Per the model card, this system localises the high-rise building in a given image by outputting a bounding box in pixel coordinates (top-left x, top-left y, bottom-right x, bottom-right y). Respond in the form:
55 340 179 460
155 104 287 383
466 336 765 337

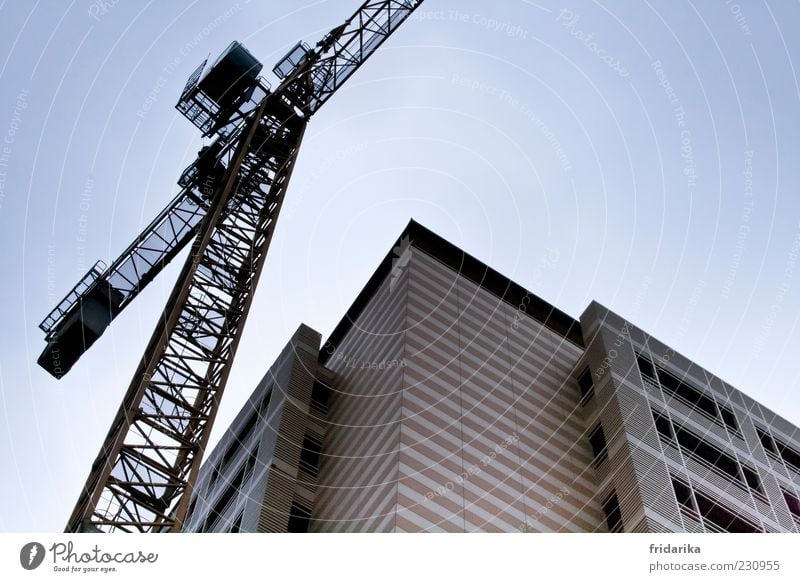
185 220 800 533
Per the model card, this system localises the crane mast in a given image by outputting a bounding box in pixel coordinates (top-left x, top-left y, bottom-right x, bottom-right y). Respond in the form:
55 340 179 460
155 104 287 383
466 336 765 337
58 0 424 533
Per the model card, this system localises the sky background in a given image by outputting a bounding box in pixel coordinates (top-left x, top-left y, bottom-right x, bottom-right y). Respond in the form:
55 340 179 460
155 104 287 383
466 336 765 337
1 0 799 532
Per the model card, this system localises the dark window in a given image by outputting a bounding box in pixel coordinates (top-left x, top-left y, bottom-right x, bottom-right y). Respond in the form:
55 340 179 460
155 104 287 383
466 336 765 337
235 406 260 445
602 493 623 532
657 368 719 419
299 433 323 476
652 410 674 441
202 463 247 532
577 368 595 404
674 424 741 485
776 440 800 472
310 380 330 414
287 502 312 533
187 495 199 522
229 512 244 533
210 402 263 488
244 446 259 478
757 428 777 455
720 407 740 434
783 489 800 521
636 354 657 381
694 490 761 533
589 424 608 466
259 389 272 415
671 476 696 515
741 465 763 495
208 465 221 489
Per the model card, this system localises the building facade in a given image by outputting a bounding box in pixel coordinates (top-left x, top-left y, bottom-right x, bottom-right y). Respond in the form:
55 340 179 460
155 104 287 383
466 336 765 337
186 220 800 533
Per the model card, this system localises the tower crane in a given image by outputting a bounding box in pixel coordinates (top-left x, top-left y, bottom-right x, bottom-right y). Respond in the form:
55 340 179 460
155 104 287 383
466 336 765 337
38 0 425 533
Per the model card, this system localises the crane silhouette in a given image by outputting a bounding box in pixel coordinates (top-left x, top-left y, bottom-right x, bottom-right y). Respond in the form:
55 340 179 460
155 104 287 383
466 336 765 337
37 0 426 533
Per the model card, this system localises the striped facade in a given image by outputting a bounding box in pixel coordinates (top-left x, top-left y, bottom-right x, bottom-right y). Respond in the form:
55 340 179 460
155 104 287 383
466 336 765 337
312 237 603 532
185 325 329 533
186 220 800 533
579 304 800 533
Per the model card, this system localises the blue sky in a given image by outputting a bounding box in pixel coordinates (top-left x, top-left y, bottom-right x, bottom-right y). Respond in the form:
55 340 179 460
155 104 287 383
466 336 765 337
1 0 799 532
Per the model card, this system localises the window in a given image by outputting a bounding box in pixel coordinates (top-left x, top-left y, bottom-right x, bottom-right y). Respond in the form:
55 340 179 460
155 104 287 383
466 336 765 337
776 439 800 472
759 427 800 473
719 407 740 435
671 476 697 516
187 495 199 522
589 424 608 466
229 512 244 533
741 465 763 496
671 423 763 497
244 446 259 478
310 380 330 415
602 492 623 532
652 410 674 442
782 489 800 523
657 368 719 419
202 463 247 532
259 389 272 415
674 424 740 482
210 402 263 488
577 368 595 404
694 490 761 533
287 501 312 533
637 354 657 381
299 433 323 476
757 427 778 455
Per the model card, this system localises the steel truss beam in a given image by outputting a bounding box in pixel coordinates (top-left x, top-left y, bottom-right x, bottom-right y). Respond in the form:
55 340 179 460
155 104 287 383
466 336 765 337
63 0 425 533
66 95 307 532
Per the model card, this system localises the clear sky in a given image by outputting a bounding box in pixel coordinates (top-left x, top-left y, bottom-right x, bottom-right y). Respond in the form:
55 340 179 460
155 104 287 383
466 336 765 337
1 0 799 532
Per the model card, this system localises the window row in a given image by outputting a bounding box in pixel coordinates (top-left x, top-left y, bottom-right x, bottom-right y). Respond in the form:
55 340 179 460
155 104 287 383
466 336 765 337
200 445 259 532
653 409 764 498
299 432 323 477
670 475 761 533
756 426 800 475
602 492 623 532
637 353 741 438
208 389 272 489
